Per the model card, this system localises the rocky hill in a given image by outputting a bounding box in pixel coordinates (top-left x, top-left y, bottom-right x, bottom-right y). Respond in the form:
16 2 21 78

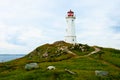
24 41 94 62
0 41 120 80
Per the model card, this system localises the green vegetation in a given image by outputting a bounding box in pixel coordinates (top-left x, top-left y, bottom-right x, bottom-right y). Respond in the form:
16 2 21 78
0 41 120 80
91 47 120 67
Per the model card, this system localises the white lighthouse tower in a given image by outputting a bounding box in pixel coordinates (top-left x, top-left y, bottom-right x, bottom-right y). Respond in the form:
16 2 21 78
65 10 77 44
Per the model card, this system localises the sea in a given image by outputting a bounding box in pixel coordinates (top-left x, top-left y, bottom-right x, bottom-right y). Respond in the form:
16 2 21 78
0 54 26 62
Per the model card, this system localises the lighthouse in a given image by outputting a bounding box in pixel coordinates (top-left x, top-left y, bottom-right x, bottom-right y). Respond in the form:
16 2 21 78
65 10 77 44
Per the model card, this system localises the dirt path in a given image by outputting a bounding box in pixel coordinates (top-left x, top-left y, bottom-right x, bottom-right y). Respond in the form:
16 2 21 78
66 49 77 56
84 47 100 57
74 47 100 58
70 46 120 70
74 47 120 70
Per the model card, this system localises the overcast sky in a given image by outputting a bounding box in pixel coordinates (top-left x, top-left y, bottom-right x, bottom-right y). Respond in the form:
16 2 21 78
0 0 120 54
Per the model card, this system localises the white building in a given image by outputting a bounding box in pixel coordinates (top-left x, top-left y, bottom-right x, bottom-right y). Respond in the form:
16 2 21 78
65 10 77 44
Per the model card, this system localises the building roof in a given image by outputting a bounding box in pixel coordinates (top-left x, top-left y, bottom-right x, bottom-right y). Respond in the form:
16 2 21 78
67 10 74 13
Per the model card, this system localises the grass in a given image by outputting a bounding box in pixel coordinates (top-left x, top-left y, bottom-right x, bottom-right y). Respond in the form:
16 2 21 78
0 56 120 80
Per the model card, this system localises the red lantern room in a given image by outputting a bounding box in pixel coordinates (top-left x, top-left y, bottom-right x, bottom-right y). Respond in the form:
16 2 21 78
67 10 74 17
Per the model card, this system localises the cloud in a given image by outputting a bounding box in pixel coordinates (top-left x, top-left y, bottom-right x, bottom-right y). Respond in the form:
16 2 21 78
74 0 120 49
0 23 45 54
0 0 120 54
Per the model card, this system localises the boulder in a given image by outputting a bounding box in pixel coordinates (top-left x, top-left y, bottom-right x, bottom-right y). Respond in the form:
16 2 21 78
25 63 39 70
47 66 55 70
65 69 76 75
42 52 48 58
95 70 109 76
